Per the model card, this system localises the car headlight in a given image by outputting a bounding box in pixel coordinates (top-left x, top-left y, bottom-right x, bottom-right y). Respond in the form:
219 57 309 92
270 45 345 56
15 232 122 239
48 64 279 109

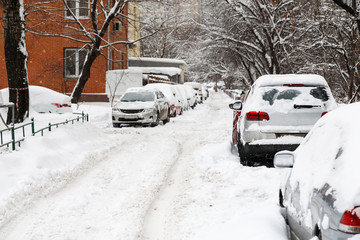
112 108 121 112
143 108 154 113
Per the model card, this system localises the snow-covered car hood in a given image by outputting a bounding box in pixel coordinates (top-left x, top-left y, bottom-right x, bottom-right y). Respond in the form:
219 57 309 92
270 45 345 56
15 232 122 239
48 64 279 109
113 101 155 110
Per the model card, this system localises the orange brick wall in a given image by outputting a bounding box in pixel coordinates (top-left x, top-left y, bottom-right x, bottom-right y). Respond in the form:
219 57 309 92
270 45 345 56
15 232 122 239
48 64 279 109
0 1 128 97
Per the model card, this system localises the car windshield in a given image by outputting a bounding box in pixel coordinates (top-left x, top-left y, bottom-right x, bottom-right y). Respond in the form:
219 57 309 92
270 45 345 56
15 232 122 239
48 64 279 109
261 85 329 106
121 92 155 102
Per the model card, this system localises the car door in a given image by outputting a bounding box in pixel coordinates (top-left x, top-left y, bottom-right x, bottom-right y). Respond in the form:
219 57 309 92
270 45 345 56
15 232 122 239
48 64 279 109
284 174 314 240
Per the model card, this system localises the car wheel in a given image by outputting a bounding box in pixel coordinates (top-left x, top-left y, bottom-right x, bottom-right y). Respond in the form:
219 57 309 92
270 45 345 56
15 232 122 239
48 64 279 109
314 226 322 240
163 109 170 124
279 190 284 208
151 113 160 127
318 231 322 240
113 123 121 128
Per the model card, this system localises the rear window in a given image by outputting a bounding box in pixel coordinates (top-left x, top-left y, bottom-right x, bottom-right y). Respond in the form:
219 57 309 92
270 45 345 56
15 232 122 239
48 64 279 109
261 85 330 106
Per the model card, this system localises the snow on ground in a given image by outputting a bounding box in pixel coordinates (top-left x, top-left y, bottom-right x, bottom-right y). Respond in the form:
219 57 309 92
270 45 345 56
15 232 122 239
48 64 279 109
0 90 288 239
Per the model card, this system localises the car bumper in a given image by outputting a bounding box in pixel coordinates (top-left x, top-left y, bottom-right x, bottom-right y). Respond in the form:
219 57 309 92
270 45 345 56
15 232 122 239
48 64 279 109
112 111 156 125
243 143 299 160
323 227 360 240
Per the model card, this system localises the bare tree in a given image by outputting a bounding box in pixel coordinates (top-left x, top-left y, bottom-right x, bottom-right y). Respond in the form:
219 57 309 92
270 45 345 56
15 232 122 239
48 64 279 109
332 0 360 33
1 0 30 123
25 0 141 103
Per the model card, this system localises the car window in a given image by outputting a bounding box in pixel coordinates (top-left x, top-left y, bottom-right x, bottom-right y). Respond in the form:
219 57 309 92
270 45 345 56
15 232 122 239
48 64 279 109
310 86 329 101
121 92 155 102
157 91 165 99
261 86 329 106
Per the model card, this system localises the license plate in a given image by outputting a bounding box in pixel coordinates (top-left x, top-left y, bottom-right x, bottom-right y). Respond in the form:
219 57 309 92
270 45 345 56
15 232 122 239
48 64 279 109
124 115 138 119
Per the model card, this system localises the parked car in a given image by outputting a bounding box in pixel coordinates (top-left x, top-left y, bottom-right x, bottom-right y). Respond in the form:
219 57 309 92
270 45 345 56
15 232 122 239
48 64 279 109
229 74 337 166
182 84 197 109
175 85 190 111
0 85 72 114
112 87 170 127
171 85 185 114
184 82 203 104
274 102 360 240
144 83 182 117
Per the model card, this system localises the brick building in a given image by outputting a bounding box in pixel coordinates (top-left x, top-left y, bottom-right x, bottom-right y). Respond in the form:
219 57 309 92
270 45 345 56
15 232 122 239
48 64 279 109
0 1 129 102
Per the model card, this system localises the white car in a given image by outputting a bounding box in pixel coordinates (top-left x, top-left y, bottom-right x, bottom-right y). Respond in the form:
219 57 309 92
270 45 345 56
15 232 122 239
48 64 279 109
230 74 337 166
0 85 72 114
112 87 170 127
144 83 182 117
274 102 360 239
184 82 203 104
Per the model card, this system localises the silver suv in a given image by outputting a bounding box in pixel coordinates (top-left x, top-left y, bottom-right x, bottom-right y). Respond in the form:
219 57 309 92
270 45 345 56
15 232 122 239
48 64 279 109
230 74 337 166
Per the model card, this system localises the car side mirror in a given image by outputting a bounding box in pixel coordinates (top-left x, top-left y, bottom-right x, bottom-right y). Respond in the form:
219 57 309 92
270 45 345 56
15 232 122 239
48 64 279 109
229 101 242 110
274 151 294 168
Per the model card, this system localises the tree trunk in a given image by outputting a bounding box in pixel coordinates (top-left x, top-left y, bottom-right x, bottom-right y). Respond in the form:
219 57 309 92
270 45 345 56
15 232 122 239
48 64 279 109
70 48 100 103
2 0 29 124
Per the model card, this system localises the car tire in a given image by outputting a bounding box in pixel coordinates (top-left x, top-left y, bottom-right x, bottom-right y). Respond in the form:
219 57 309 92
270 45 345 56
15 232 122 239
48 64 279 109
163 109 170 124
113 123 121 128
279 190 284 208
151 113 160 127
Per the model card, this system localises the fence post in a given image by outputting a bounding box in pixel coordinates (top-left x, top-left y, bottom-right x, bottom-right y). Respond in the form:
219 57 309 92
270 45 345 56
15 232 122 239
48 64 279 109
31 118 35 135
11 124 15 151
48 123 52 132
82 112 84 123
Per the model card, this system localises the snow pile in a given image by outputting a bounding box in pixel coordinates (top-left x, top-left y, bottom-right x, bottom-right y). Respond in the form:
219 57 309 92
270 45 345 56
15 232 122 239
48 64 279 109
0 123 119 227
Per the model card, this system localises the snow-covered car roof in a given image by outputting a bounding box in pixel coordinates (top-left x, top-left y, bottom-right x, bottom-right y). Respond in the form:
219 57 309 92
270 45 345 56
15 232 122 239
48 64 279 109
125 87 154 93
255 74 329 88
0 86 72 114
144 83 177 105
289 102 360 212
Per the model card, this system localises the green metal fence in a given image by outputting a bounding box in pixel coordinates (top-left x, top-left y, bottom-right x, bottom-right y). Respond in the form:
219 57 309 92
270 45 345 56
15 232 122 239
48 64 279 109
0 112 89 151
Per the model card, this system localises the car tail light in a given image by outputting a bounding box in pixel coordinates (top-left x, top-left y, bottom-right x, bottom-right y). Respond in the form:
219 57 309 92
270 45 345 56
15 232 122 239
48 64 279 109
51 103 62 108
246 111 269 121
321 112 328 117
339 207 360 233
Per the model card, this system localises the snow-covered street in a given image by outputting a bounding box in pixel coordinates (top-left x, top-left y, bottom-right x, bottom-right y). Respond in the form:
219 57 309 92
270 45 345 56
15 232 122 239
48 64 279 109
0 91 288 239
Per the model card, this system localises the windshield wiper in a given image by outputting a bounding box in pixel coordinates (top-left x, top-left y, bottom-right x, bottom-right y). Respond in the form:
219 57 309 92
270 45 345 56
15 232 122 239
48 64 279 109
294 104 321 109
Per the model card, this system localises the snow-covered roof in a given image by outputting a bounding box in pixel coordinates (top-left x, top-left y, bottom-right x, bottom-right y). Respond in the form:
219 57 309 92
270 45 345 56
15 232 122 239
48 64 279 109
128 57 186 65
129 67 182 77
255 74 328 88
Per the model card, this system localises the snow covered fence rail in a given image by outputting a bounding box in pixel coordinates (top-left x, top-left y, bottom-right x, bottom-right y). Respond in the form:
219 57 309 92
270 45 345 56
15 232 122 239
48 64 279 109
0 112 89 151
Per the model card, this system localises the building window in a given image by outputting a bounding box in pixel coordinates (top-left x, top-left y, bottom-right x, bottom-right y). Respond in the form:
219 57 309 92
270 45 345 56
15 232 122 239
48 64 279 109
113 22 122 32
65 0 89 19
109 50 123 70
64 48 87 78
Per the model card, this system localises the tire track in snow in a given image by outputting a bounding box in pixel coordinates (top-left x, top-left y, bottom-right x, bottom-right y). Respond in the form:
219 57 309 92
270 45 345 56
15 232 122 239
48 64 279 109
140 93 233 240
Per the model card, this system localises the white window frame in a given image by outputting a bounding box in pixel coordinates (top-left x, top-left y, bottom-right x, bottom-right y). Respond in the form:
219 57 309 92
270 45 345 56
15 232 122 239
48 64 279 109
64 48 88 78
65 0 90 19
